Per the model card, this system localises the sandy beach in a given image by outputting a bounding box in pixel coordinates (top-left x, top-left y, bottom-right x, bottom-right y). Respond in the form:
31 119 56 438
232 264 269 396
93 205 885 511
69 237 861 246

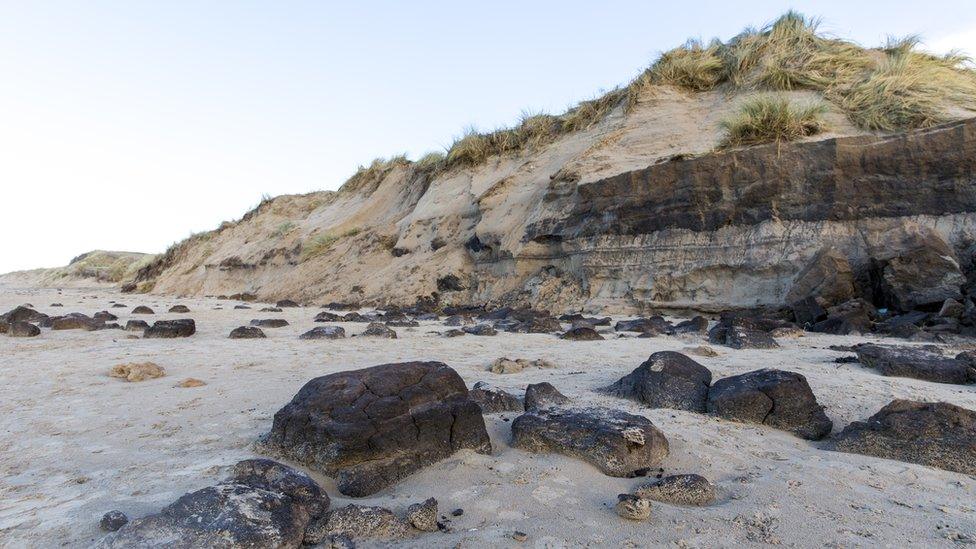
1 286 974 547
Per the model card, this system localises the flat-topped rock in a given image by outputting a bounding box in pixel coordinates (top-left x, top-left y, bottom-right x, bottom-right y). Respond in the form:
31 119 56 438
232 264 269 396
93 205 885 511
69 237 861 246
707 369 832 440
299 326 346 340
603 352 712 412
829 400 976 475
263 361 491 497
143 319 196 338
251 318 289 328
230 326 266 339
469 382 522 413
511 406 669 477
853 343 974 384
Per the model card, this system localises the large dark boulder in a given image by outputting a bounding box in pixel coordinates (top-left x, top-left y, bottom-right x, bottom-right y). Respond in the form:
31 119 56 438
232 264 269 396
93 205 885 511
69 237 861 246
524 382 569 411
1 306 49 325
51 314 103 331
602 352 712 412
511 407 669 477
615 317 673 334
829 400 976 475
94 459 327 548
880 232 966 312
853 344 974 384
263 361 491 497
560 326 603 340
144 319 196 338
809 298 878 335
707 369 832 440
673 316 709 335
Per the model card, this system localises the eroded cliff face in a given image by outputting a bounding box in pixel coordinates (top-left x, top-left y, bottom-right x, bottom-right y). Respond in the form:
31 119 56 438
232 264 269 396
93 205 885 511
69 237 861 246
140 99 976 314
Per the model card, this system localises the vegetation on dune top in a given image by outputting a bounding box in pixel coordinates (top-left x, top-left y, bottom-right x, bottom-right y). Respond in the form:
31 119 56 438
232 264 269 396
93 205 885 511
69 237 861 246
720 94 827 148
332 11 974 184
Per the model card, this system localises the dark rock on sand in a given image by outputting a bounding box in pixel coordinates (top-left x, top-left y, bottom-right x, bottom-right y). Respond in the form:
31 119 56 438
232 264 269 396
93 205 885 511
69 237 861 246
511 406 669 476
230 326 266 339
673 316 709 334
299 326 346 340
406 497 438 532
880 232 966 312
95 459 327 548
463 323 497 336
314 311 343 322
143 319 196 338
469 382 522 413
853 344 974 384
1 305 49 324
707 369 832 440
524 382 569 411
99 510 128 532
829 400 976 475
251 318 289 328
277 299 300 308
168 305 191 313
304 504 408 544
125 320 149 332
93 311 118 322
560 326 604 341
263 361 491 497
603 352 712 412
8 321 40 337
51 314 102 331
362 322 397 338
634 474 716 506
131 306 154 314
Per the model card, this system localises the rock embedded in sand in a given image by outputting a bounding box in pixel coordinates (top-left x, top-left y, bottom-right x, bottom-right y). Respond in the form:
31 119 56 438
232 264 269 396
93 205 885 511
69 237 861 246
673 315 709 334
176 378 206 388
615 494 651 521
94 459 327 548
314 311 342 322
131 306 154 315
99 510 128 532
406 497 438 532
51 314 102 331
276 299 300 308
853 343 974 385
263 361 491 497
511 407 669 477
442 328 465 337
829 400 976 475
463 323 497 336
1 305 49 324
469 382 522 413
229 326 266 339
93 311 118 322
603 351 712 412
143 319 196 338
299 326 346 340
260 306 283 312
7 321 40 337
109 362 165 382
361 321 397 338
489 357 556 374
124 320 149 332
560 326 603 340
707 369 832 440
305 504 408 543
634 474 716 506
524 382 569 411
168 305 190 313
250 318 289 328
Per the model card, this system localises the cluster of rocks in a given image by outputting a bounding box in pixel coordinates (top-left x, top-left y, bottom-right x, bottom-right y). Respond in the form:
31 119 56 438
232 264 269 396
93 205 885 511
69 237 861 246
0 304 195 339
603 352 832 440
785 234 976 341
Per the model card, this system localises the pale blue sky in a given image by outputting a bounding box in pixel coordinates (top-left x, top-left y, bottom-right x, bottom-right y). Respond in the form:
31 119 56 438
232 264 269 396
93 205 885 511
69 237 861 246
2 1 975 273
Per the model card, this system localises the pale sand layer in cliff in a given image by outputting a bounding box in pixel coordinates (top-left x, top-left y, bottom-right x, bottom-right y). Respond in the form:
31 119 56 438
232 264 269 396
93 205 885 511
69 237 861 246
1 287 974 547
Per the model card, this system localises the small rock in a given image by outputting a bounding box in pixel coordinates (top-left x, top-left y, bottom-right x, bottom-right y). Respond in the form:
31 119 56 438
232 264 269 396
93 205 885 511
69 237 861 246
615 494 651 521
125 320 149 332
305 505 408 543
512 531 528 542
560 326 604 341
299 326 346 340
99 510 128 532
524 382 569 411
463 323 497 336
144 319 196 338
276 299 300 308
109 362 165 382
8 321 40 337
250 318 289 328
362 322 397 338
469 382 522 413
451 508 463 517
168 305 190 313
406 497 438 532
176 378 206 388
230 326 266 339
442 329 466 337
131 306 154 315
634 474 716 506
684 345 719 357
